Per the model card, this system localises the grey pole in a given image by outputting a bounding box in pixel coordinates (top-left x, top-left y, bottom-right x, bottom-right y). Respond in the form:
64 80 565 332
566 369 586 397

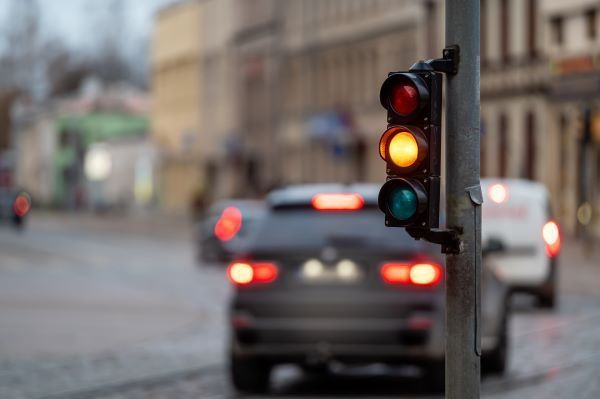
444 0 481 398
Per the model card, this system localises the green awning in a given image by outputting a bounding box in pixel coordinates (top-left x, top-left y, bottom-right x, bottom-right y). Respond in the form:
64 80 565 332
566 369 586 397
56 113 148 146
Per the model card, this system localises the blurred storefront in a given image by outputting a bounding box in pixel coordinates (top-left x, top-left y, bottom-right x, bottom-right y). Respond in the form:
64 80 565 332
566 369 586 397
13 78 153 210
54 113 150 210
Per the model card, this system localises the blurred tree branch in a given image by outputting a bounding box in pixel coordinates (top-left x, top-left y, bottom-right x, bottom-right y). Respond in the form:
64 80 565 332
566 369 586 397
0 0 147 100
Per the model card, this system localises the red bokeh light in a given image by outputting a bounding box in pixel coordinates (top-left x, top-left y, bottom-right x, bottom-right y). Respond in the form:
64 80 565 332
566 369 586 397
542 220 561 257
13 194 31 217
214 206 242 241
311 193 364 211
381 262 442 286
227 262 278 286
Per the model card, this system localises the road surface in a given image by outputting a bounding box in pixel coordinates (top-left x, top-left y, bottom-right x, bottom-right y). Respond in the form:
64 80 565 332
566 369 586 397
0 213 599 398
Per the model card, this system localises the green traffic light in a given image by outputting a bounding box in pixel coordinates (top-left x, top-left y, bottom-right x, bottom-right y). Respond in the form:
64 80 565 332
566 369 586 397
388 185 418 220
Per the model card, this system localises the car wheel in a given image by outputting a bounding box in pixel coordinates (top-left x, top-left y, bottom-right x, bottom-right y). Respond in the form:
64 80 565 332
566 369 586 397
423 361 445 393
538 290 555 309
229 353 271 394
538 260 557 309
301 363 330 376
483 309 508 375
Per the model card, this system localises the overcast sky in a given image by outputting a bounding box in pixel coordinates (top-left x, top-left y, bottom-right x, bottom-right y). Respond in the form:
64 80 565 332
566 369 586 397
0 0 176 50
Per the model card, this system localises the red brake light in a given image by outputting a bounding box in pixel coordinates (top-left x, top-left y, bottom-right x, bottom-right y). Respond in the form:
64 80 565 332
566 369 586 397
253 263 278 283
410 263 442 286
542 220 560 257
381 263 411 284
214 206 242 241
390 81 419 116
311 193 364 211
14 193 31 217
228 262 253 285
381 262 442 286
227 262 278 286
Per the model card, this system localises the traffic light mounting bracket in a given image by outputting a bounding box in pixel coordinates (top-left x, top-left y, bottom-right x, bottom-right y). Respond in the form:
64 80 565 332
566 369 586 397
410 45 460 75
406 227 462 254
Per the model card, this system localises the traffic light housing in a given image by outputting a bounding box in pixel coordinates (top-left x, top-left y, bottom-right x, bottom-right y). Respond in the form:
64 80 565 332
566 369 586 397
378 68 442 230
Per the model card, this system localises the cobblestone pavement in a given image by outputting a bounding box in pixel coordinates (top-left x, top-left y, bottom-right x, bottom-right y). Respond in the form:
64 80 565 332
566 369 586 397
1 213 599 398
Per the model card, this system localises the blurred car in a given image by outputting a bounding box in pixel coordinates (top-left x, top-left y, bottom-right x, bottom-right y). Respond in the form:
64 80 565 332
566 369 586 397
482 179 560 308
196 199 266 264
0 188 31 229
226 184 510 393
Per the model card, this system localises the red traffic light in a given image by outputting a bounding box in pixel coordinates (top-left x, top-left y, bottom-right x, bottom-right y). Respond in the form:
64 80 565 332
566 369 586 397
380 73 429 120
390 81 419 116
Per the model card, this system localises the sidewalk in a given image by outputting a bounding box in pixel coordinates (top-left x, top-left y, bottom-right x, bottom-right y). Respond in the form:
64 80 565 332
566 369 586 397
29 210 194 242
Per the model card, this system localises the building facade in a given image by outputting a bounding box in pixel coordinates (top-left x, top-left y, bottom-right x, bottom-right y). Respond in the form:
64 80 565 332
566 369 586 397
151 0 204 212
541 0 600 234
152 0 239 212
276 0 439 186
151 0 599 233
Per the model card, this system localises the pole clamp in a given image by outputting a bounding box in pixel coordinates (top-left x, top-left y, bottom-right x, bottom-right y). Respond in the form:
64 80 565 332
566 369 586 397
406 227 463 254
410 46 460 75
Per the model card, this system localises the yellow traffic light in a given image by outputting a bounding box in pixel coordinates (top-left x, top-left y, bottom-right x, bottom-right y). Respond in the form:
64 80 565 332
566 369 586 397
379 126 428 172
389 131 419 168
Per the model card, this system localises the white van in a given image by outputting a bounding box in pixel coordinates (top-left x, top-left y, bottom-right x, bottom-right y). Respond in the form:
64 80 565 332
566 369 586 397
481 179 560 308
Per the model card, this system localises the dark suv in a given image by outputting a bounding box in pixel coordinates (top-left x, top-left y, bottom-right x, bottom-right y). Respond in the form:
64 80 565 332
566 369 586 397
227 184 508 393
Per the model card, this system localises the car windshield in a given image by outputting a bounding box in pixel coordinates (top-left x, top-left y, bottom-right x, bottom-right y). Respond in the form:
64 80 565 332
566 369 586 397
246 207 432 253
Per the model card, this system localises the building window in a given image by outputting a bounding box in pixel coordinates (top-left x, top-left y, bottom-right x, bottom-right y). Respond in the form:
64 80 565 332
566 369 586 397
500 0 509 63
524 112 536 180
527 0 537 58
559 114 568 189
586 9 597 40
499 113 508 177
551 16 563 45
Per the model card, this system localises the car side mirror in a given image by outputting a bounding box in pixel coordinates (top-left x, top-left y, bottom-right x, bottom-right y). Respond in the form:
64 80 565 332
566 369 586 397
483 237 506 257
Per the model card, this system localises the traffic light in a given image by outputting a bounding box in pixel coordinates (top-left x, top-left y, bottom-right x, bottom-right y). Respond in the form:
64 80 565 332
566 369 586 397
378 68 442 230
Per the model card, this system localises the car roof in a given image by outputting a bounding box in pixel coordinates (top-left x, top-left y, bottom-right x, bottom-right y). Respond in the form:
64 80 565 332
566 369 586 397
481 178 549 203
207 199 265 214
267 183 380 208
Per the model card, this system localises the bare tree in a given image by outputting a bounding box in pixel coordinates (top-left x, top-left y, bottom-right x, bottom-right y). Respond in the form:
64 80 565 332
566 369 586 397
0 0 43 95
84 0 136 85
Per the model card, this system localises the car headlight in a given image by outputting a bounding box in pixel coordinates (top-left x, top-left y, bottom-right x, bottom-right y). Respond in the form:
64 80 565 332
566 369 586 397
336 259 359 281
302 259 324 279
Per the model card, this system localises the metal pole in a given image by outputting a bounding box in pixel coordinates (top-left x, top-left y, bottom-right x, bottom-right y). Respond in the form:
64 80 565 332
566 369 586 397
444 0 481 397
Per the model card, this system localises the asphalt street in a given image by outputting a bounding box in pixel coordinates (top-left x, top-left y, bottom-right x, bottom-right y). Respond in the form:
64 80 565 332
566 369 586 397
0 213 599 399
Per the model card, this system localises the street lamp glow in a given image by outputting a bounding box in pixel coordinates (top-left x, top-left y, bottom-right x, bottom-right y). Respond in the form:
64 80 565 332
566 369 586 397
84 146 112 181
